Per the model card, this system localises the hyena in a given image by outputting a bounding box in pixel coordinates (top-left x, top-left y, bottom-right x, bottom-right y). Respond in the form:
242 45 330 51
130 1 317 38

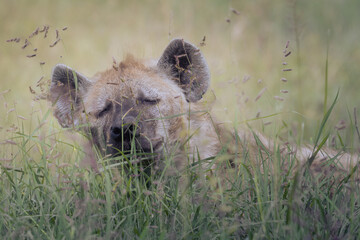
49 39 358 176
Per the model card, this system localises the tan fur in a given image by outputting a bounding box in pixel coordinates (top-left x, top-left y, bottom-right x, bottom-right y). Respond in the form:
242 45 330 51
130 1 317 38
49 39 359 179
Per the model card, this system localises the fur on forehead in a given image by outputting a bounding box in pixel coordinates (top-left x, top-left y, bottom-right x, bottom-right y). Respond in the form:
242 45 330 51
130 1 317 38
118 55 155 75
92 55 157 86
95 55 185 92
84 55 186 108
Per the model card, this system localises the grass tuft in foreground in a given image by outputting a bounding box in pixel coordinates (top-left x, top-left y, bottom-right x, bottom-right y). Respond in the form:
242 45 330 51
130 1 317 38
1 104 360 240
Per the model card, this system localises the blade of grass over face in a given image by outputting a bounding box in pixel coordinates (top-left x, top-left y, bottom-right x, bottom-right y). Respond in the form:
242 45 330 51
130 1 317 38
308 89 339 166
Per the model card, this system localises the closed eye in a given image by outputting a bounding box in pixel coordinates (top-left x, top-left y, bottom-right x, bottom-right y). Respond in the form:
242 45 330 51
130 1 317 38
97 103 112 118
141 98 160 105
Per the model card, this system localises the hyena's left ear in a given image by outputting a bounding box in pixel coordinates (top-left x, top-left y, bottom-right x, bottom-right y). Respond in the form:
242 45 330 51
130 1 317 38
157 39 210 102
49 64 92 128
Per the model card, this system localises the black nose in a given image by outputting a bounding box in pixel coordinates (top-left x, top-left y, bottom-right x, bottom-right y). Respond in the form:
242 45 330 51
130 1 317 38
110 118 141 142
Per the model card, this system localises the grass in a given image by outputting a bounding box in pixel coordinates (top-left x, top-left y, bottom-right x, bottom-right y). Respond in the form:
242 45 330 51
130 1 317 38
1 0 360 239
1 90 360 239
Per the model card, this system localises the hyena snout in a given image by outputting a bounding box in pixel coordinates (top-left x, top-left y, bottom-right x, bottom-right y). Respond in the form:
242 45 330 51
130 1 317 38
110 116 142 143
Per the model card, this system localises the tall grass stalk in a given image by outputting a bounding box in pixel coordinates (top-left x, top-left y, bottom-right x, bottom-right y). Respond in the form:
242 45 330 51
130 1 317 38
1 118 360 238
324 33 330 115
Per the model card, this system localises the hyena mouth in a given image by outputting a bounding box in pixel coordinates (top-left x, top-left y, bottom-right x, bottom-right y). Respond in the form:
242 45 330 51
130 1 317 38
106 126 163 156
107 138 162 155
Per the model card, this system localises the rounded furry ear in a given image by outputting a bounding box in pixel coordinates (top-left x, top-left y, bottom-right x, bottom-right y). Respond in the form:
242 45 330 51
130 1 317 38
157 39 210 102
49 64 91 127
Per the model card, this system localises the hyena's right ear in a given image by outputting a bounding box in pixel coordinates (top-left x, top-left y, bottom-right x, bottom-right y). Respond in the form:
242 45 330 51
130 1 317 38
157 39 210 102
49 64 92 128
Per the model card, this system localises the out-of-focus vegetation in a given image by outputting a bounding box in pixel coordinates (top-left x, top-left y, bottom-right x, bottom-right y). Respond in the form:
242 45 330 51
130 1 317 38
1 0 360 239
1 0 360 142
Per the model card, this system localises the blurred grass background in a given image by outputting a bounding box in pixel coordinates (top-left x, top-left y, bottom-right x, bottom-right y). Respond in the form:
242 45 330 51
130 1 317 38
1 0 360 146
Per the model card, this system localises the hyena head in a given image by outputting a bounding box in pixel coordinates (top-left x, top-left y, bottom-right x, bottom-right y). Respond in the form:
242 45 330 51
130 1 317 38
49 39 210 158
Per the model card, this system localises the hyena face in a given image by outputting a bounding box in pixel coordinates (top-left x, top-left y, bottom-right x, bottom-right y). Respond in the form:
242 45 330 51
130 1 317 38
49 39 210 157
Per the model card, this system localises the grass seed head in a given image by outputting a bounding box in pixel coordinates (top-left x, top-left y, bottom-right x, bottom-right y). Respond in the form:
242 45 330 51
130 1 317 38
242 74 251 83
284 51 292 57
285 40 290 49
255 87 266 101
274 96 284 101
29 27 39 38
231 8 240 15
